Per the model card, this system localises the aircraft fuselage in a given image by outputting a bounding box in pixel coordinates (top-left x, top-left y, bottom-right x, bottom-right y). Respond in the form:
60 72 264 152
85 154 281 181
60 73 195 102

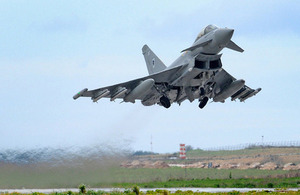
169 26 234 69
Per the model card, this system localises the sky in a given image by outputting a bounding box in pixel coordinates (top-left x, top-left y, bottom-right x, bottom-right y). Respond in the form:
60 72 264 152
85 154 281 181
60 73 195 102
0 0 300 153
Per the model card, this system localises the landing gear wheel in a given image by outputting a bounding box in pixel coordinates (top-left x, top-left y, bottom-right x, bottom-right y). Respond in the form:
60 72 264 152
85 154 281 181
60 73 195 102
199 97 208 109
160 96 171 108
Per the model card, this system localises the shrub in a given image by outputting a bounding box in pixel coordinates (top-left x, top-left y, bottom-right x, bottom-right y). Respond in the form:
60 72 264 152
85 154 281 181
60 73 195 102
87 190 97 195
67 191 73 195
185 190 194 194
267 183 274 188
123 188 132 194
185 145 194 151
163 190 169 195
228 191 240 195
110 192 124 195
132 186 140 195
146 190 155 194
232 183 243 188
95 191 105 195
78 184 86 194
245 183 256 188
146 190 155 195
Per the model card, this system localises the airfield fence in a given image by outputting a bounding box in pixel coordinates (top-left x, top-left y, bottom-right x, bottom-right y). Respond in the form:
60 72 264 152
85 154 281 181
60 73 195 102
202 140 300 151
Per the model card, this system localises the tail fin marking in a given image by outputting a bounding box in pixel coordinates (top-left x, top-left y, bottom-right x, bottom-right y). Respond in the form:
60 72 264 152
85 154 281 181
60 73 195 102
142 45 166 75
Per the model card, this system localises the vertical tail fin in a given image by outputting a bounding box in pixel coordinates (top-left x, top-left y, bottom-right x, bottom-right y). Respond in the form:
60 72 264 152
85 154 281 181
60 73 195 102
142 44 166 75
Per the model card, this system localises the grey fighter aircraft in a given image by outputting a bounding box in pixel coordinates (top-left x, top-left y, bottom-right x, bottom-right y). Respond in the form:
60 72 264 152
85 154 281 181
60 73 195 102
73 24 261 109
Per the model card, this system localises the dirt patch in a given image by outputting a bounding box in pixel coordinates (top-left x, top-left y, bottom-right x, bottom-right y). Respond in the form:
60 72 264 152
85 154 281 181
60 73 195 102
121 160 169 168
125 147 300 170
122 160 300 170
283 163 299 170
260 162 278 170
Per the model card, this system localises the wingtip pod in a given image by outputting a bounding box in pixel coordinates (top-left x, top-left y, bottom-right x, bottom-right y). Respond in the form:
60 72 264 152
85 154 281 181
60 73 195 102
73 88 88 100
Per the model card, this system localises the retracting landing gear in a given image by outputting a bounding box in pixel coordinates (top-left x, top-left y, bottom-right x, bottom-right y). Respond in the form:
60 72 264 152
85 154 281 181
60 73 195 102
199 97 208 109
199 87 205 96
160 96 171 108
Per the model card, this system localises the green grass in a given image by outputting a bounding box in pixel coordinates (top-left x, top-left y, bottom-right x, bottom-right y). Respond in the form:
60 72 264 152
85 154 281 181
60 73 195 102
106 167 288 183
1 189 300 195
186 147 300 159
0 162 293 188
112 177 300 189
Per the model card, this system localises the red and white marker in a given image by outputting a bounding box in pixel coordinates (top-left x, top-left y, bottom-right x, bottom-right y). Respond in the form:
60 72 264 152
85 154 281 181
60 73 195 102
179 144 186 159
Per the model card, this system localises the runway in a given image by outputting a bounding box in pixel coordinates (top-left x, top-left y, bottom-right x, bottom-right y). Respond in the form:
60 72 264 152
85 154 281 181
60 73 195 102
0 188 299 194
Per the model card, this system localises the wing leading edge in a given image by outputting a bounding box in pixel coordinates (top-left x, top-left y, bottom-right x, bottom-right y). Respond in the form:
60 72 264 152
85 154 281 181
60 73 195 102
73 65 185 104
73 61 261 107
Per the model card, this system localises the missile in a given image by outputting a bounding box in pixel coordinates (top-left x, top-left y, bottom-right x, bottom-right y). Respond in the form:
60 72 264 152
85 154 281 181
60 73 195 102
110 87 127 101
73 88 88 100
124 79 155 103
231 88 249 101
213 79 245 102
92 89 110 102
240 88 262 102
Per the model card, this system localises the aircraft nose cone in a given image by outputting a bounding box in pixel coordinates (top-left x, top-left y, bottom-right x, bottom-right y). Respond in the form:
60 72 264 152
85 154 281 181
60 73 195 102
224 28 234 37
215 28 234 47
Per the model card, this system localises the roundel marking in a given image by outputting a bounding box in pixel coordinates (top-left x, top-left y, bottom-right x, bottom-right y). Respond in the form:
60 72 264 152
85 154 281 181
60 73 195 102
152 58 155 68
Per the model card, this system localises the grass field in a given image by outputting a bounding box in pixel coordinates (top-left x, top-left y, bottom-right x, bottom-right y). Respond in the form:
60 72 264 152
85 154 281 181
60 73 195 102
187 147 300 162
0 161 296 188
1 190 300 195
112 177 300 188
0 147 299 189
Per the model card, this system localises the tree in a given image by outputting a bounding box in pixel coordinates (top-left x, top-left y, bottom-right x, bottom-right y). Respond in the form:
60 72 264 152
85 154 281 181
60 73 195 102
185 145 194 151
78 184 86 194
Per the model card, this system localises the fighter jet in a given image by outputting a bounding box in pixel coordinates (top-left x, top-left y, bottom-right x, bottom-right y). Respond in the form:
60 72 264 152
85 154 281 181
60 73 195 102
73 24 261 109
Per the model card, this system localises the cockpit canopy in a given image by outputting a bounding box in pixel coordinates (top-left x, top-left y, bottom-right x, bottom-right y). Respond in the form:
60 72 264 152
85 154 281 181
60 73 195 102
194 24 218 42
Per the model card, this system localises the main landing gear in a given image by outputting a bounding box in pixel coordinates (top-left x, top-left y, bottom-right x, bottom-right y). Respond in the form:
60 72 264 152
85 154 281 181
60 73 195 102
199 97 208 109
160 96 171 108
